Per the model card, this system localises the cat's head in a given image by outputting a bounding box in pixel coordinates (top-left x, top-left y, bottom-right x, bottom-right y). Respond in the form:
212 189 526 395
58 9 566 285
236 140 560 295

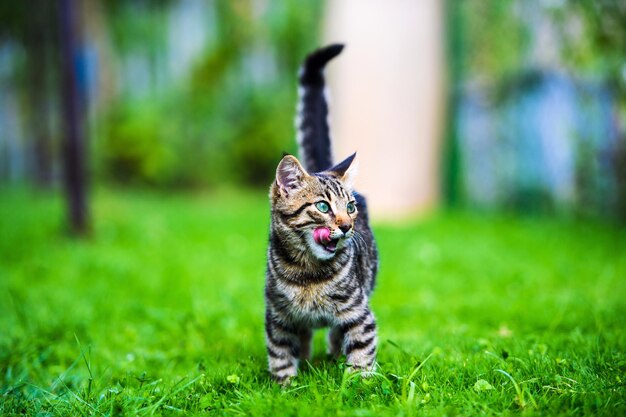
270 153 358 260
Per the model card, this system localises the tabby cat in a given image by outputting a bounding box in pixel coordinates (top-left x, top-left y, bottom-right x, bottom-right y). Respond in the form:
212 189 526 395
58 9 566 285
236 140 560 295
264 44 379 384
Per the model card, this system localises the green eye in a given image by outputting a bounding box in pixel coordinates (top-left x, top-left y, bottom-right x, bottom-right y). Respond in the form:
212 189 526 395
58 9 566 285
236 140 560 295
315 201 330 213
347 202 356 214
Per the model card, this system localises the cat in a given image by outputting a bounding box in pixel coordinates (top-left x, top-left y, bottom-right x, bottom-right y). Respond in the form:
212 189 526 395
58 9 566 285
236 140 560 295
264 44 379 384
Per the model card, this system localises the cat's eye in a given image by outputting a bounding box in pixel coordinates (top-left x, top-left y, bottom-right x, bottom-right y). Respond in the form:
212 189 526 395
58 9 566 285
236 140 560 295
347 202 356 214
315 201 330 213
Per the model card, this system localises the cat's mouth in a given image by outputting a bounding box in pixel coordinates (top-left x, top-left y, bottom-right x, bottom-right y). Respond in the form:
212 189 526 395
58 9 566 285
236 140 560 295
313 227 340 253
321 238 340 253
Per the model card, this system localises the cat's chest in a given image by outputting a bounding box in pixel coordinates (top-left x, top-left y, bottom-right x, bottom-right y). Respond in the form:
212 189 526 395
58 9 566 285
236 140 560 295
282 281 339 323
293 284 331 309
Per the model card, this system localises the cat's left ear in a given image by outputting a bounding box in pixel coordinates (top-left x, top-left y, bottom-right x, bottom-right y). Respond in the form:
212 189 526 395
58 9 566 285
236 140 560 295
276 155 309 196
327 152 358 188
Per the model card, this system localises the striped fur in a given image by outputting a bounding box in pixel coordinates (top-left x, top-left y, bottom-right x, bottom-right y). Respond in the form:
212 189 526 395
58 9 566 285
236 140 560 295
265 45 379 384
296 43 343 173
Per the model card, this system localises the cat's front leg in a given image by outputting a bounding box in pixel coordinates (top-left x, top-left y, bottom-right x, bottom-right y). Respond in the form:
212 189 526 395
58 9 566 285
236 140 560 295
265 310 302 384
327 325 344 358
339 307 377 374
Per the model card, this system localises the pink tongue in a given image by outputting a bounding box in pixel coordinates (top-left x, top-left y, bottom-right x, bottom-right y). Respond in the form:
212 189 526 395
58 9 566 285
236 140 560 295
313 227 332 244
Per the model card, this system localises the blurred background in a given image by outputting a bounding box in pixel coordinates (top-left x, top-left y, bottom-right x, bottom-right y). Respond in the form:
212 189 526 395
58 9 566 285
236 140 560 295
0 0 625 230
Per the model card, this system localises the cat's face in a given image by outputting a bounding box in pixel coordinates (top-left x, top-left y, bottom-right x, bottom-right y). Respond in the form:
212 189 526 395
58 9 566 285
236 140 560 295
270 154 358 260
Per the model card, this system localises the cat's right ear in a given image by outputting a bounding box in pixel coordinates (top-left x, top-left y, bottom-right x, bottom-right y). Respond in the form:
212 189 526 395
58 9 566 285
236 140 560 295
327 152 358 189
276 155 309 196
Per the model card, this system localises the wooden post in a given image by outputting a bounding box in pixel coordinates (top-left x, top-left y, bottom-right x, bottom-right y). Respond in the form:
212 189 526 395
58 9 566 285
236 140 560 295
59 0 89 235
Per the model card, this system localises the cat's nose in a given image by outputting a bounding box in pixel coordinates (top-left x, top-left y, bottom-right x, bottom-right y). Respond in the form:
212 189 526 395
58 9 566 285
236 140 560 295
338 224 351 235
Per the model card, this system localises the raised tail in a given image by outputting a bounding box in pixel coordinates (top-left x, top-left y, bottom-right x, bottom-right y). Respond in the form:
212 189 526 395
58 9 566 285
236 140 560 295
296 44 344 173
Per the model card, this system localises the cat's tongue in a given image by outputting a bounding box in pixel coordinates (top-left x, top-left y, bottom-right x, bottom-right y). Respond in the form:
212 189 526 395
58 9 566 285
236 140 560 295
314 227 337 252
313 227 331 245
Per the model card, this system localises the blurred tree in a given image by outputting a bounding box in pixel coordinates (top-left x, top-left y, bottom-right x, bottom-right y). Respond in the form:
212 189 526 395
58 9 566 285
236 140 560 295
0 0 60 187
0 0 94 234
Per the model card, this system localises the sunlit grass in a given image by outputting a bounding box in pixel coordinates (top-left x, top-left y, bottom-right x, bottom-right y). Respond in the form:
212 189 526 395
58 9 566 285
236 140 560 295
1 187 625 416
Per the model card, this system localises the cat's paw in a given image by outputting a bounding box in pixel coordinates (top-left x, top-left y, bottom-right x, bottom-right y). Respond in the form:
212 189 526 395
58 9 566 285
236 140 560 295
270 367 297 386
346 362 377 378
273 374 296 387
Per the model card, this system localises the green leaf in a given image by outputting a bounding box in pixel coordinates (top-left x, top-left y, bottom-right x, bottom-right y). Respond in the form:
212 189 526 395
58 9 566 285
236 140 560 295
473 379 494 392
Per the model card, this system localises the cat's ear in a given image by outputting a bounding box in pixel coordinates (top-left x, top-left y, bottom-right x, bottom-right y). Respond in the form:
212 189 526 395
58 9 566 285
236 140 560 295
276 155 309 196
327 152 358 188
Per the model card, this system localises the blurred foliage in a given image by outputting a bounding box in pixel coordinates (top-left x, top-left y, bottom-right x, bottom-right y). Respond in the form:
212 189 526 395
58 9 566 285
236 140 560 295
105 0 174 54
98 0 324 188
458 0 626 92
458 0 626 107
0 1 323 188
447 0 626 220
555 1 626 85
0 0 61 185
457 1 528 83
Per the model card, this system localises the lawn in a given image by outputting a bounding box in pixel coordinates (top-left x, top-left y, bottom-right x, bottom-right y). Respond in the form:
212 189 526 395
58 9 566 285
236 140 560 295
0 187 624 416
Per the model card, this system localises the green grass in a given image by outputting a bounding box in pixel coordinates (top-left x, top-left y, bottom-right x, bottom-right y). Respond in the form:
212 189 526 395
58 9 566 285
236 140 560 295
1 187 625 416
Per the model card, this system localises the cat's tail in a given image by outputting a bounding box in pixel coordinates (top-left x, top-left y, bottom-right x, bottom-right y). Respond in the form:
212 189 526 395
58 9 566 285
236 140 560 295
296 43 344 173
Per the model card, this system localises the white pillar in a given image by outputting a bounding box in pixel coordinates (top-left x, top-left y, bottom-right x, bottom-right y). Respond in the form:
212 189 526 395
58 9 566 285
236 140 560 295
324 0 446 219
